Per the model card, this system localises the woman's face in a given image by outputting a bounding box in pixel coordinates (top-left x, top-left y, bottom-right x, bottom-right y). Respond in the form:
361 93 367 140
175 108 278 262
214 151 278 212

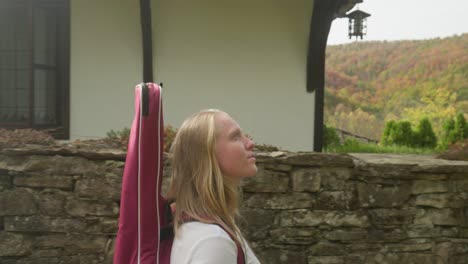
215 112 257 182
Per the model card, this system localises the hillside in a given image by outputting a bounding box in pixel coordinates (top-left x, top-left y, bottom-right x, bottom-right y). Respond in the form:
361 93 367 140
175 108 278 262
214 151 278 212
324 33 468 141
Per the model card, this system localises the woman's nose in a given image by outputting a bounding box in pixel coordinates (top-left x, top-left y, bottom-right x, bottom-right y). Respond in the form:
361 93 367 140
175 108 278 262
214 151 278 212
245 136 255 150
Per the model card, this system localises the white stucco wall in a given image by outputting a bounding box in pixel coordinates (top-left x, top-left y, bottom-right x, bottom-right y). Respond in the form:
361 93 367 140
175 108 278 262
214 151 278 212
152 0 315 151
70 0 142 139
70 0 315 151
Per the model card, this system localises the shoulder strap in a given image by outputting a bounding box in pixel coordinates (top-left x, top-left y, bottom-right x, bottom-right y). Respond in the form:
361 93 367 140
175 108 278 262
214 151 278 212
217 225 245 264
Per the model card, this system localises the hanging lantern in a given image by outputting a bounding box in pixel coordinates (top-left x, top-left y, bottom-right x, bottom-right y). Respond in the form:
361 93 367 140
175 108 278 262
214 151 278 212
346 9 371 39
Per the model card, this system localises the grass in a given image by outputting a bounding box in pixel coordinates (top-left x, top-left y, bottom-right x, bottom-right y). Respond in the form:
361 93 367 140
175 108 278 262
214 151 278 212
325 139 437 155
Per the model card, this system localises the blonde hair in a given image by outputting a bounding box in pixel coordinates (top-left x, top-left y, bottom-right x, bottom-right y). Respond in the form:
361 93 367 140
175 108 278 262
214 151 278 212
167 109 243 245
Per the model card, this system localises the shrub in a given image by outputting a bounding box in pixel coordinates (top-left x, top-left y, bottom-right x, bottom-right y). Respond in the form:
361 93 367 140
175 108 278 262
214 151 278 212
323 125 341 150
392 121 413 146
455 113 467 140
105 125 178 152
164 125 177 152
414 117 437 148
106 127 131 141
381 120 396 146
440 113 468 149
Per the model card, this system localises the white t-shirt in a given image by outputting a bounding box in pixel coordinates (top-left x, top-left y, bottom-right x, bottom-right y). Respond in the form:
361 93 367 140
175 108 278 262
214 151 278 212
170 222 261 264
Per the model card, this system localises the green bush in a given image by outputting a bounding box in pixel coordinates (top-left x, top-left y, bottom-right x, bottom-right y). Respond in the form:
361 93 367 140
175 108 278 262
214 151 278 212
455 113 467 139
440 113 467 149
381 120 396 146
323 125 340 149
414 117 437 148
106 127 131 140
382 120 414 147
396 121 414 146
382 118 440 149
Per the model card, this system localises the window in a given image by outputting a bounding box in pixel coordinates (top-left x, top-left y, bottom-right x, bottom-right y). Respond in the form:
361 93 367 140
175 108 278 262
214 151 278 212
0 0 69 138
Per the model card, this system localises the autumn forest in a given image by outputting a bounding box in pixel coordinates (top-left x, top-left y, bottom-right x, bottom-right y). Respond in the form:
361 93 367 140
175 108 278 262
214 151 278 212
324 33 468 141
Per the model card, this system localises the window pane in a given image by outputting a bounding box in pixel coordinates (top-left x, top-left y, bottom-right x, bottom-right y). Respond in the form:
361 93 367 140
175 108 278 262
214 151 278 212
0 3 30 123
34 68 56 125
34 7 56 66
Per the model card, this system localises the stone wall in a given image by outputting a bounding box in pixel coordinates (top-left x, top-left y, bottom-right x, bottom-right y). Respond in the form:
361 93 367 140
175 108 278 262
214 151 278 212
0 145 467 264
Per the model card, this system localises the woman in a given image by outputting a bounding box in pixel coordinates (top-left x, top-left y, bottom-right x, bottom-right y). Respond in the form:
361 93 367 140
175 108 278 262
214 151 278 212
167 109 261 264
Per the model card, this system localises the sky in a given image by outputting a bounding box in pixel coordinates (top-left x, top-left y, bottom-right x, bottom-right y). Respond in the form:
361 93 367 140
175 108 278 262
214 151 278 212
328 0 468 45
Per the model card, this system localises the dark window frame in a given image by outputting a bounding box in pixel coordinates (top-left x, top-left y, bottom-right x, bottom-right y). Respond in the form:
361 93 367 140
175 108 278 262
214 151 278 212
0 0 69 139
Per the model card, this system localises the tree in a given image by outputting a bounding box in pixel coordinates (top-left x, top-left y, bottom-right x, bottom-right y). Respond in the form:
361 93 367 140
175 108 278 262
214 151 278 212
414 117 437 148
381 120 396 146
393 121 413 146
402 84 457 137
323 125 341 149
440 113 468 149
454 113 467 140
381 120 414 147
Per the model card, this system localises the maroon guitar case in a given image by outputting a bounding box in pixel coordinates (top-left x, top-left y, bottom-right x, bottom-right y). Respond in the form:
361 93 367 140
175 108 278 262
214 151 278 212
114 83 168 264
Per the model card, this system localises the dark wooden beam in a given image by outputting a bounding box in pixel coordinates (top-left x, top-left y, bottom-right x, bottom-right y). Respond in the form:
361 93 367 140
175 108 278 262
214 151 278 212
307 0 343 152
140 0 153 83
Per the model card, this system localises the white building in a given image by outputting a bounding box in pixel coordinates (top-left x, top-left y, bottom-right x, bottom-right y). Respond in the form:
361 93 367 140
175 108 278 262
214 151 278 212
0 0 361 151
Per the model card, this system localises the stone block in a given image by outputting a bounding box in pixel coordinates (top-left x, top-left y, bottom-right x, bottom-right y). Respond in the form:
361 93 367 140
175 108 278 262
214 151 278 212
406 225 459 238
346 243 384 253
0 231 32 256
269 227 319 245
242 166 289 192
64 235 107 254
0 174 12 191
309 243 346 256
308 256 344 264
239 208 276 227
255 247 307 264
35 189 68 216
24 156 99 176
292 168 321 192
369 209 421 226
411 180 448 194
34 233 107 252
280 153 354 167
8 255 104 264
450 180 468 192
30 248 63 257
85 217 119 234
104 238 115 264
385 243 433 252
323 211 370 228
324 229 367 242
14 175 74 190
314 191 356 210
0 190 37 216
357 183 411 208
263 162 293 172
414 208 463 226
4 216 87 233
65 199 119 217
318 168 352 191
75 178 121 201
245 193 313 209
366 253 433 264
277 210 369 228
277 210 324 227
414 193 462 208
367 228 407 243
